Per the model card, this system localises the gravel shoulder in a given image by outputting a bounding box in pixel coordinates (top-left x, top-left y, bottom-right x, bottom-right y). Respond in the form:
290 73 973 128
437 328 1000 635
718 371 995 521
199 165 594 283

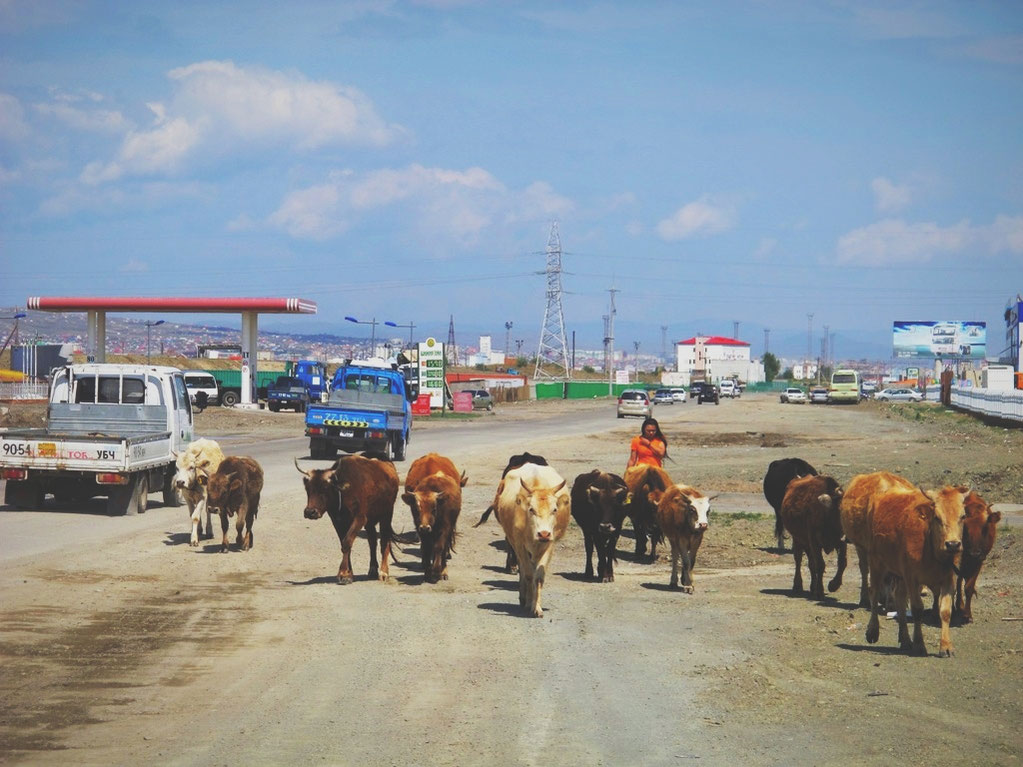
1 394 1021 765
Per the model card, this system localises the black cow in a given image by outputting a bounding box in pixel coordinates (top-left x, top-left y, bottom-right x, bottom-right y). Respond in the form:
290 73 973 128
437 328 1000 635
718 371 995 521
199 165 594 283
763 457 818 551
571 470 629 582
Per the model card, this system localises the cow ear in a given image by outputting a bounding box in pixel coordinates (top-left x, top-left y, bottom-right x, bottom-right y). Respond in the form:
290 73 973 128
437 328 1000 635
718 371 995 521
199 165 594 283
460 471 469 487
339 481 351 492
197 471 208 487
623 491 632 506
989 510 1002 525
817 493 833 508
916 501 934 520
402 492 416 506
956 485 969 494
229 478 243 493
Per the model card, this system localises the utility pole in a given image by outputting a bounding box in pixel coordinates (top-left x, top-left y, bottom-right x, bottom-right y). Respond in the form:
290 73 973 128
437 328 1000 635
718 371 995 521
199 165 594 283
504 321 513 362
733 320 740 340
661 325 668 367
533 222 572 381
807 313 814 381
606 286 618 394
823 324 830 369
764 328 770 356
602 314 610 375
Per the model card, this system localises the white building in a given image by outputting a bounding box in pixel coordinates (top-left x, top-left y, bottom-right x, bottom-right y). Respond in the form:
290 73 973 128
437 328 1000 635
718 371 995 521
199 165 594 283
676 336 764 384
472 335 507 366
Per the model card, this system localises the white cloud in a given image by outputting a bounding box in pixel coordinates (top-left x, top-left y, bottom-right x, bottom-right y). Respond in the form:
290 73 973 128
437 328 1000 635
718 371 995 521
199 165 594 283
835 215 1023 264
871 176 912 214
0 93 29 140
81 117 201 183
34 88 128 134
120 258 149 273
656 197 735 241
267 164 573 247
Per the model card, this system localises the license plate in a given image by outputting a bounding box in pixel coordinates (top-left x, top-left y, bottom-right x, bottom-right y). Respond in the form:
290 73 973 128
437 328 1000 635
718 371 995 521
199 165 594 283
337 430 354 438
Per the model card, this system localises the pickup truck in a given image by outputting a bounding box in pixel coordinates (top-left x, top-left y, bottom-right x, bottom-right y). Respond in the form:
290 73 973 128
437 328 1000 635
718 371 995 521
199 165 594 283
0 364 193 514
304 362 414 461
266 376 310 412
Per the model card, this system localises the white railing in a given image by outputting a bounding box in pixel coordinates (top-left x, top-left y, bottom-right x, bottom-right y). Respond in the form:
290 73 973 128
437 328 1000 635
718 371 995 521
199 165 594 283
926 384 1023 423
0 382 49 401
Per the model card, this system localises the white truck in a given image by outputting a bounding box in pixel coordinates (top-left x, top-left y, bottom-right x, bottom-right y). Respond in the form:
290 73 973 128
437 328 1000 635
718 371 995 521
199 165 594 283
0 364 194 515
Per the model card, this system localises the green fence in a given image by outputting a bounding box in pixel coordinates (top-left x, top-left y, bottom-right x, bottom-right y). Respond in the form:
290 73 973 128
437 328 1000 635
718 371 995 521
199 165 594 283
535 381 650 399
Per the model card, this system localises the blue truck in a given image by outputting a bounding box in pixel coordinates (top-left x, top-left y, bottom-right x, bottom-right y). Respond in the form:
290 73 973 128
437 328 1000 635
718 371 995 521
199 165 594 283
288 360 329 402
304 362 414 460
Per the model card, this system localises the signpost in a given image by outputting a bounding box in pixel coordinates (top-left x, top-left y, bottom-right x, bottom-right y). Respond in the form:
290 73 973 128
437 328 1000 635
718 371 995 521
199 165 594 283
417 337 446 409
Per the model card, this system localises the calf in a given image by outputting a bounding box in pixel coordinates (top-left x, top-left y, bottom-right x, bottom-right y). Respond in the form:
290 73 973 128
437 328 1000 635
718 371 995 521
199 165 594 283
779 475 846 599
476 452 550 573
953 491 1000 624
296 454 398 584
839 471 914 607
494 462 571 618
401 453 468 583
570 470 629 582
172 438 225 546
205 456 263 553
624 464 672 559
763 458 818 551
656 483 712 593
865 485 967 657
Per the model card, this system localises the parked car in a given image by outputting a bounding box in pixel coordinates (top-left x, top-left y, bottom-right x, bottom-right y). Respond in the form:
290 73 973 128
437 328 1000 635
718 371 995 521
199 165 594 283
780 387 807 404
809 386 830 404
266 376 311 412
669 388 687 403
719 380 739 398
652 389 675 405
617 389 652 418
875 387 923 402
468 389 494 410
860 382 878 400
698 383 720 405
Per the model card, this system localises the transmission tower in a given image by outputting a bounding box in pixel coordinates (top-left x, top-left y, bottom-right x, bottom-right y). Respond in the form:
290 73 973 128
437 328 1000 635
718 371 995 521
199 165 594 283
733 320 740 340
764 328 770 355
605 286 618 393
446 315 457 366
533 222 571 380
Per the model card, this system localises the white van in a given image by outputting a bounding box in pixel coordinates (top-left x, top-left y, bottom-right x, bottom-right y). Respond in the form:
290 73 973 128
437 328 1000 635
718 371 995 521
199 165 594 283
719 380 739 398
182 371 220 406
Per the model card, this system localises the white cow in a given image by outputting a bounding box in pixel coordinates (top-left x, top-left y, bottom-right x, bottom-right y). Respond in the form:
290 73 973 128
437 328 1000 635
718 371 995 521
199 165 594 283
494 463 571 618
173 438 225 547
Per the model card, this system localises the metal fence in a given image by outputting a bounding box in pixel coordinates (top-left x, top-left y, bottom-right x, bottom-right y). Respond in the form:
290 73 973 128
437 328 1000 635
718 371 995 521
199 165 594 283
925 384 1023 424
0 382 48 401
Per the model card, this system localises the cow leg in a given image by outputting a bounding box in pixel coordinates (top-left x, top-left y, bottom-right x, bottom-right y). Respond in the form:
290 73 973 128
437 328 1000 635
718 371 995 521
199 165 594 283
505 545 519 574
204 501 214 540
243 510 254 551
961 574 977 624
893 579 912 650
337 520 367 585
865 560 884 644
680 547 694 594
774 509 786 552
365 524 380 580
582 529 595 580
634 520 647 556
378 521 393 582
597 537 614 583
668 539 681 589
854 543 870 608
236 503 249 550
809 544 826 600
934 578 955 658
791 542 805 594
189 499 202 546
827 540 847 593
219 510 230 553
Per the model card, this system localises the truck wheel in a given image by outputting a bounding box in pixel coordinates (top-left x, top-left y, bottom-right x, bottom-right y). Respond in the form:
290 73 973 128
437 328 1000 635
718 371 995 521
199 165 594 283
134 474 149 514
392 435 407 461
107 481 134 516
163 471 183 507
222 390 239 407
5 480 44 510
310 438 328 460
268 402 279 412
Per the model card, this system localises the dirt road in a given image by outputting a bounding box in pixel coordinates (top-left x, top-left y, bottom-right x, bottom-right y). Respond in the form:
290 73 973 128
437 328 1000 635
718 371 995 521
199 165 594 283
1 394 1020 765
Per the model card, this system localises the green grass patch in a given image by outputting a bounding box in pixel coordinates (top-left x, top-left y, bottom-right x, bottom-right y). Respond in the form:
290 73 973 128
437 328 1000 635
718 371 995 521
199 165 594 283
716 511 770 526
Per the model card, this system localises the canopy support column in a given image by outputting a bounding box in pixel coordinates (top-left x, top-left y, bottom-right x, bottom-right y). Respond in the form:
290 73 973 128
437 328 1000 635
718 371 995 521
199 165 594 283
86 311 106 362
241 312 258 407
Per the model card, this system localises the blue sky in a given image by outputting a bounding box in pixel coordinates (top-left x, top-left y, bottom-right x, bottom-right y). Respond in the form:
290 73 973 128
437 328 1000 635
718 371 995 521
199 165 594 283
1 1 1021 360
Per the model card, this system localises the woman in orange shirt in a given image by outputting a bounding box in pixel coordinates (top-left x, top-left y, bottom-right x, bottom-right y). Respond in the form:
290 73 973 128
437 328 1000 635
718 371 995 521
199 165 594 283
626 417 668 470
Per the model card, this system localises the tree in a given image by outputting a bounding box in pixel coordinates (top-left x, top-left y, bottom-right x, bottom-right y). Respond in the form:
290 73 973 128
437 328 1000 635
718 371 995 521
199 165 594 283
763 352 780 382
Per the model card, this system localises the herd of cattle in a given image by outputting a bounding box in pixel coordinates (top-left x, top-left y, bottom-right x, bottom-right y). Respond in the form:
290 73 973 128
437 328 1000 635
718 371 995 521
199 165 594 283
172 440 1000 657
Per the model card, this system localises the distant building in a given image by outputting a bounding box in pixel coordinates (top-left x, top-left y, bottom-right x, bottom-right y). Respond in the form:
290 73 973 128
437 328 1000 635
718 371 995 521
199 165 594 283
676 336 764 384
472 334 506 366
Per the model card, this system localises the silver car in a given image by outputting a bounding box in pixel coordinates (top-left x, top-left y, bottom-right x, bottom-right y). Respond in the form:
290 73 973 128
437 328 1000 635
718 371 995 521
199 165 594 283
875 387 923 402
617 389 652 418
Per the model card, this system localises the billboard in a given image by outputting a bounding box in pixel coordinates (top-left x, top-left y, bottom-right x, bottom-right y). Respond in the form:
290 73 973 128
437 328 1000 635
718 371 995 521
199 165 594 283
893 321 986 359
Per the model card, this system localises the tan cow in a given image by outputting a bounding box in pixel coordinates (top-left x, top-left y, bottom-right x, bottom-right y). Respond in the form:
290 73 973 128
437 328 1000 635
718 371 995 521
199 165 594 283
864 485 967 657
494 462 571 618
402 453 468 583
172 438 225 547
623 464 673 559
656 483 713 593
840 471 914 606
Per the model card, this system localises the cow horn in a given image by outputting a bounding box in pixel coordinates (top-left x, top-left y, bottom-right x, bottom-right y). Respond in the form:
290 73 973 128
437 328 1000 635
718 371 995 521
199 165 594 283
706 493 720 501
294 457 312 477
554 479 566 493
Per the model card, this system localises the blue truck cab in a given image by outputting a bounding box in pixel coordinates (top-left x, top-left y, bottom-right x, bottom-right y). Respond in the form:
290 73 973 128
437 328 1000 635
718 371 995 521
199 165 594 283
304 362 414 461
291 360 329 403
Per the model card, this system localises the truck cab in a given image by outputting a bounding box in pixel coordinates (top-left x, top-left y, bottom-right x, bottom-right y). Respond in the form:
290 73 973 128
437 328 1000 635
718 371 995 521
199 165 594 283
292 360 329 403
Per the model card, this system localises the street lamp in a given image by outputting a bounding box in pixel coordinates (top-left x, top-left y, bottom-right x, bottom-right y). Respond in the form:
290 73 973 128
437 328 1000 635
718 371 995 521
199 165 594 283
384 320 415 348
145 320 164 363
345 316 378 358
0 312 27 354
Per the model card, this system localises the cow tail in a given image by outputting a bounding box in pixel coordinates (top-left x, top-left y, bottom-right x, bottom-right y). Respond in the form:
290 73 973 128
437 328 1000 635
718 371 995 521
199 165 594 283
473 504 495 528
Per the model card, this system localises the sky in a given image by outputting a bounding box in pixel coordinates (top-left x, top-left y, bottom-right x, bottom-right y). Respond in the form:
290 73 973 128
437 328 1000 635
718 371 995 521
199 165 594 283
1 0 1021 361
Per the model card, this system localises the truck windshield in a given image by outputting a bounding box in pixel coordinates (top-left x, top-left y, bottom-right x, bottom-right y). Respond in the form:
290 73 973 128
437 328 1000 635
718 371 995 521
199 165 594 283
343 373 397 394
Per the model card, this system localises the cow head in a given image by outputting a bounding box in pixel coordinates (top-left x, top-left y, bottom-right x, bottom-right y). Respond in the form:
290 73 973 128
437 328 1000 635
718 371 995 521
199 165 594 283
921 485 966 560
517 476 568 542
403 471 460 535
586 476 629 535
962 491 1000 561
815 476 845 543
663 485 711 532
295 457 336 520
206 471 240 518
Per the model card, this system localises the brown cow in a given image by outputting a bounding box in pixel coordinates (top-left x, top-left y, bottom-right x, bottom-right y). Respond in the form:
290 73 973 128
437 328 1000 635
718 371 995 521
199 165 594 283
570 470 629 582
205 456 263 553
840 471 914 607
296 454 398 584
779 475 846 599
864 485 967 657
624 464 673 560
947 490 1000 624
656 483 712 593
401 453 468 583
